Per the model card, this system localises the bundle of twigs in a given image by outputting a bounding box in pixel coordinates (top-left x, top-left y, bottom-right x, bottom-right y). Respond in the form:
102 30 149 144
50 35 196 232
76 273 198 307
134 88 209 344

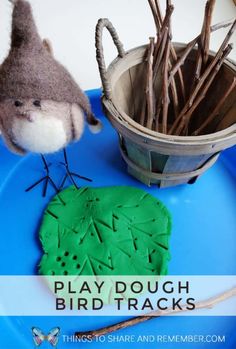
140 0 236 136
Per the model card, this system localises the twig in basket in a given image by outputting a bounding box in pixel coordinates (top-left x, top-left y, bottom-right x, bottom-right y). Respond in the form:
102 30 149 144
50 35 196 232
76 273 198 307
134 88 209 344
154 25 170 80
154 27 168 77
173 44 233 135
169 19 236 135
149 0 186 103
170 48 186 104
154 0 163 27
148 0 161 33
139 102 147 127
154 32 169 132
169 18 235 80
166 0 173 39
191 0 216 93
168 68 179 120
188 19 236 107
75 287 236 340
193 77 236 135
202 0 216 65
139 38 155 127
146 38 155 129
153 6 178 129
169 37 199 80
147 3 177 129
155 99 162 131
192 48 203 90
146 1 235 136
174 44 233 135
152 5 179 121
162 38 171 133
159 4 174 38
211 18 235 31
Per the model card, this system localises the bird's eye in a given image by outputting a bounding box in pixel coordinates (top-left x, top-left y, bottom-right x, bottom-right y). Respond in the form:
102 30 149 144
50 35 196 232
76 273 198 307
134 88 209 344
33 100 41 107
15 100 23 107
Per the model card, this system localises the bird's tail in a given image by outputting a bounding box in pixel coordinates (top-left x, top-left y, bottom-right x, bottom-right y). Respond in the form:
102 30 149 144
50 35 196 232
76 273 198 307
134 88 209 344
78 92 102 134
86 112 102 134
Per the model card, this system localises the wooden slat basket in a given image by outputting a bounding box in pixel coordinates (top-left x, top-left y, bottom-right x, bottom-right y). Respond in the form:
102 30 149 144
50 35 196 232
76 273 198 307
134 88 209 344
95 18 236 188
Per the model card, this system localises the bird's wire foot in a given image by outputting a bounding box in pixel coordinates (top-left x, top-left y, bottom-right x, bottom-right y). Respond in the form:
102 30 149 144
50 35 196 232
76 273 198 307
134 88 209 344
25 155 59 198
59 149 92 190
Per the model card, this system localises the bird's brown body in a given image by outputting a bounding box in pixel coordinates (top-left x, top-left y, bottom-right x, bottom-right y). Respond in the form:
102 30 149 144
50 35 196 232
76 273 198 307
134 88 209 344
0 0 101 156
0 0 101 195
0 99 86 155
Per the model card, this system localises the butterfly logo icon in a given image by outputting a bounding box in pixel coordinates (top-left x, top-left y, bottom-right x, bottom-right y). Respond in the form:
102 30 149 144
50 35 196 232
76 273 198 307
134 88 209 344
32 327 60 347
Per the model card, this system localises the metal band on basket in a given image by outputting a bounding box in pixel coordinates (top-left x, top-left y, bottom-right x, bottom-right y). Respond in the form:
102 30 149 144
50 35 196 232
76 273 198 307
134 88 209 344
120 145 220 181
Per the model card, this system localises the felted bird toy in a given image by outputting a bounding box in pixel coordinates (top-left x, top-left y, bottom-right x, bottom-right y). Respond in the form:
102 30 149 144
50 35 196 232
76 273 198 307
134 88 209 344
0 0 102 196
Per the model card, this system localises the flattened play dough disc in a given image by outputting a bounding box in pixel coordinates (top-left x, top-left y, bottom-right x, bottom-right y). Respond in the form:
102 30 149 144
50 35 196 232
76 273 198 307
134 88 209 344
38 186 172 276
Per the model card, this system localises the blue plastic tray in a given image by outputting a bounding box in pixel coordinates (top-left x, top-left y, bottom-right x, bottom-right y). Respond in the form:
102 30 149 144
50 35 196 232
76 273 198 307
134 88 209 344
0 89 235 348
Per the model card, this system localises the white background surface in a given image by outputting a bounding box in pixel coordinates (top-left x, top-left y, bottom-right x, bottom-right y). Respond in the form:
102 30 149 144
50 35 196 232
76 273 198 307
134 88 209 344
0 0 235 90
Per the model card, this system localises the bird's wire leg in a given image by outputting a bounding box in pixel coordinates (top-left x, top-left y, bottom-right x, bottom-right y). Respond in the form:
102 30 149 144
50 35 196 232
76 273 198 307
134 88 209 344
25 154 59 197
66 167 79 190
59 149 92 190
25 176 47 192
43 176 49 198
48 177 59 193
70 172 92 182
59 174 68 190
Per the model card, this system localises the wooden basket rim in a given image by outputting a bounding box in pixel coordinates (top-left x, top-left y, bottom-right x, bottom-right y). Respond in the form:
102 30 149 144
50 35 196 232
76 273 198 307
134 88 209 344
104 42 236 147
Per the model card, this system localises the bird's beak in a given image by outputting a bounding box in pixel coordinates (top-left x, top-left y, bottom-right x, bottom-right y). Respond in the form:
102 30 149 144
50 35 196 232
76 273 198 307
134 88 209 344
16 112 34 122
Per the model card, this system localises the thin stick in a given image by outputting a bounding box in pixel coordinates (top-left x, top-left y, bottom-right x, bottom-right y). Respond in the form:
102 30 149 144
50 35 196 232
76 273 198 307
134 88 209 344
151 5 178 126
170 48 186 103
75 287 236 340
154 28 169 132
152 0 186 102
153 4 174 67
146 38 155 129
148 0 161 32
211 18 235 31
168 70 179 120
189 19 236 106
155 100 162 131
153 10 178 127
153 4 174 59
169 19 236 135
154 0 163 26
173 44 233 135
166 0 173 40
193 77 236 135
162 38 171 133
193 4 207 87
152 5 179 120
174 44 233 135
154 27 169 80
193 49 203 88
191 0 216 93
202 0 216 65
169 18 235 81
139 102 146 126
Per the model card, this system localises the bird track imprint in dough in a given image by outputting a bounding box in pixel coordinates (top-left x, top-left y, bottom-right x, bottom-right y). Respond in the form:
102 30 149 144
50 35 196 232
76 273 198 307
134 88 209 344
38 186 172 277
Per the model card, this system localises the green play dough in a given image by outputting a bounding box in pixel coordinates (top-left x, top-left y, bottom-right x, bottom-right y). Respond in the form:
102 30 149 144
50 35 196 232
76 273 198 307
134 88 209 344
38 186 172 276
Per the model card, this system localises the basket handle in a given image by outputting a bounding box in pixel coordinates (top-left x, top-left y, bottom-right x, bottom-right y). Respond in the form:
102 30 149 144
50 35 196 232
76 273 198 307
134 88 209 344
95 18 126 100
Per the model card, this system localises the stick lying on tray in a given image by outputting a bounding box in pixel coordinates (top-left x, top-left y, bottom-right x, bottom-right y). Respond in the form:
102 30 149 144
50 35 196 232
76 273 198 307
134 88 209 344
75 287 236 340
